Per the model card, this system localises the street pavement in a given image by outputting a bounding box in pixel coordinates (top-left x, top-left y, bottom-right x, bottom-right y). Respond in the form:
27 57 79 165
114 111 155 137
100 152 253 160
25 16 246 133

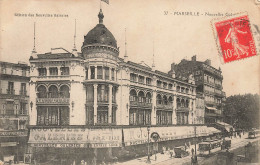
117 133 259 165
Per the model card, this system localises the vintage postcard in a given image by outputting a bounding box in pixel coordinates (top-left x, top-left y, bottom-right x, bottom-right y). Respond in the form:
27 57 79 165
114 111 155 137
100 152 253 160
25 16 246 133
0 0 259 165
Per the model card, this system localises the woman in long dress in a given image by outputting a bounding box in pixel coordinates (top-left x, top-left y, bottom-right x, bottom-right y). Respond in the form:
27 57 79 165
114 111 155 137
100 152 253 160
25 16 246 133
224 22 249 58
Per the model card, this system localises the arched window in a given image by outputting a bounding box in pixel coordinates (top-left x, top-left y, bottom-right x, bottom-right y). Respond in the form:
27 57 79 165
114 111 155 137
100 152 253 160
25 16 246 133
130 89 137 101
138 91 145 103
37 85 47 98
146 92 152 103
156 94 162 105
48 85 58 98
163 95 168 105
168 96 173 106
186 88 189 94
181 99 185 107
177 98 181 108
186 100 189 108
177 86 180 92
60 85 70 98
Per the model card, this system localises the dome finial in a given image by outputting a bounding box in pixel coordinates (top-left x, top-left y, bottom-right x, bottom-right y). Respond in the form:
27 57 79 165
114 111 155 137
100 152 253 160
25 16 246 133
98 9 104 24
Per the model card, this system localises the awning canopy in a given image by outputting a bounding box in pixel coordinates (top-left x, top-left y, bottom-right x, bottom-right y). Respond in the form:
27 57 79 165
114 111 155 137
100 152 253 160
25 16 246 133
215 122 233 132
207 127 221 134
206 106 217 111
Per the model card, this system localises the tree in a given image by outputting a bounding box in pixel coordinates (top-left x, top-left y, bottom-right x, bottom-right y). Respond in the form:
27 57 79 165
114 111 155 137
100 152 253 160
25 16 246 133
223 94 259 130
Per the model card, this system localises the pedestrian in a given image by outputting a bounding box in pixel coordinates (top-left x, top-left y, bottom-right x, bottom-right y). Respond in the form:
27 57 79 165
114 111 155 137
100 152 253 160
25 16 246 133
191 148 194 156
185 143 188 151
169 148 174 158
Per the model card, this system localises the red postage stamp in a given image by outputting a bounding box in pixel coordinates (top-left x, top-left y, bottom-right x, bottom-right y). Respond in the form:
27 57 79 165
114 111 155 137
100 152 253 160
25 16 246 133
213 15 257 63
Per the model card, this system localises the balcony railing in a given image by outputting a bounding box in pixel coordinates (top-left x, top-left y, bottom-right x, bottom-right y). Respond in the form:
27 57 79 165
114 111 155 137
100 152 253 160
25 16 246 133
130 101 152 108
156 104 173 110
6 89 15 95
205 101 216 105
176 107 190 112
36 98 70 105
19 90 27 96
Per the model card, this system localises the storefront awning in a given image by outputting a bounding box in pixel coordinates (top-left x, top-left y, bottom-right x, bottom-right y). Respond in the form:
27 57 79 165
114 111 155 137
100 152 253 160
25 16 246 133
215 122 233 132
206 106 217 110
207 127 221 135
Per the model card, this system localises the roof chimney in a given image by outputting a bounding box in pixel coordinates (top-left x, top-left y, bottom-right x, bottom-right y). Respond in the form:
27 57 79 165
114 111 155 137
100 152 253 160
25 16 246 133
192 55 196 61
204 59 211 66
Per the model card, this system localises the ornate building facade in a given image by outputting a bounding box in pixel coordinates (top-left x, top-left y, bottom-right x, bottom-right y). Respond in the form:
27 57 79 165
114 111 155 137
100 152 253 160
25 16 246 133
27 10 219 165
170 55 226 124
0 61 30 163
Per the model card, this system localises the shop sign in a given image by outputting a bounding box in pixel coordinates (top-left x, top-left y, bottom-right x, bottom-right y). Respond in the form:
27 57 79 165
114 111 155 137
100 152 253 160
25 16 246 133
30 143 88 148
0 131 27 137
29 128 88 144
87 128 122 148
123 127 148 146
28 128 122 148
1 142 17 147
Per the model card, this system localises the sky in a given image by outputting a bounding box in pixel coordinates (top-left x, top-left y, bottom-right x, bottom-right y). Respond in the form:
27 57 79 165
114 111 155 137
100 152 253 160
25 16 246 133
0 0 259 97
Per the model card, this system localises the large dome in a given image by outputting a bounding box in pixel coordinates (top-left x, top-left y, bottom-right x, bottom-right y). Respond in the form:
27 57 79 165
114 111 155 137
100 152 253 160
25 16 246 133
82 9 117 49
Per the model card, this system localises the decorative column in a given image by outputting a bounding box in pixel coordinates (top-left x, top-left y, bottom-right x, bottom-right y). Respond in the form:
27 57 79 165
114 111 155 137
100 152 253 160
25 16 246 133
172 95 177 124
188 98 193 124
95 66 97 79
57 67 61 76
94 84 98 124
88 66 91 80
151 91 157 125
103 67 105 80
46 67 49 76
109 68 111 80
108 84 113 123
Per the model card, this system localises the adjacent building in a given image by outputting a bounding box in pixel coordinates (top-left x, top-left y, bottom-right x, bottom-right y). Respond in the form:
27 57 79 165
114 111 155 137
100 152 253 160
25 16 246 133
170 55 226 124
0 61 30 163
27 9 219 165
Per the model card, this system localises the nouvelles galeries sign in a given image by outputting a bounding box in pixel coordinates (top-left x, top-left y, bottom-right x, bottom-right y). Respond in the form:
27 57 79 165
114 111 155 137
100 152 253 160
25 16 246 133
28 128 122 148
28 126 213 148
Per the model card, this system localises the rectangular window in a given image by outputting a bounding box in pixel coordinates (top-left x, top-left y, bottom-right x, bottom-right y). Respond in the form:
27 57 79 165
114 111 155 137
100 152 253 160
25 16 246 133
8 82 14 95
86 106 94 125
97 111 108 124
38 68 47 76
130 73 137 82
168 84 173 90
49 67 58 76
97 66 103 79
37 106 69 126
91 67 95 79
111 68 115 80
20 83 26 95
22 69 26 76
112 107 116 124
157 80 162 87
6 101 14 115
85 68 88 80
129 109 136 125
105 67 109 80
20 102 27 115
138 76 144 84
163 82 167 88
146 78 152 85
61 67 70 75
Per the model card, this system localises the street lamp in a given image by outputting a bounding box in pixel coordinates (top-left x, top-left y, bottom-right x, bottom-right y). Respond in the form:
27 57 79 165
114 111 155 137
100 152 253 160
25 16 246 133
147 126 151 164
30 101 33 113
